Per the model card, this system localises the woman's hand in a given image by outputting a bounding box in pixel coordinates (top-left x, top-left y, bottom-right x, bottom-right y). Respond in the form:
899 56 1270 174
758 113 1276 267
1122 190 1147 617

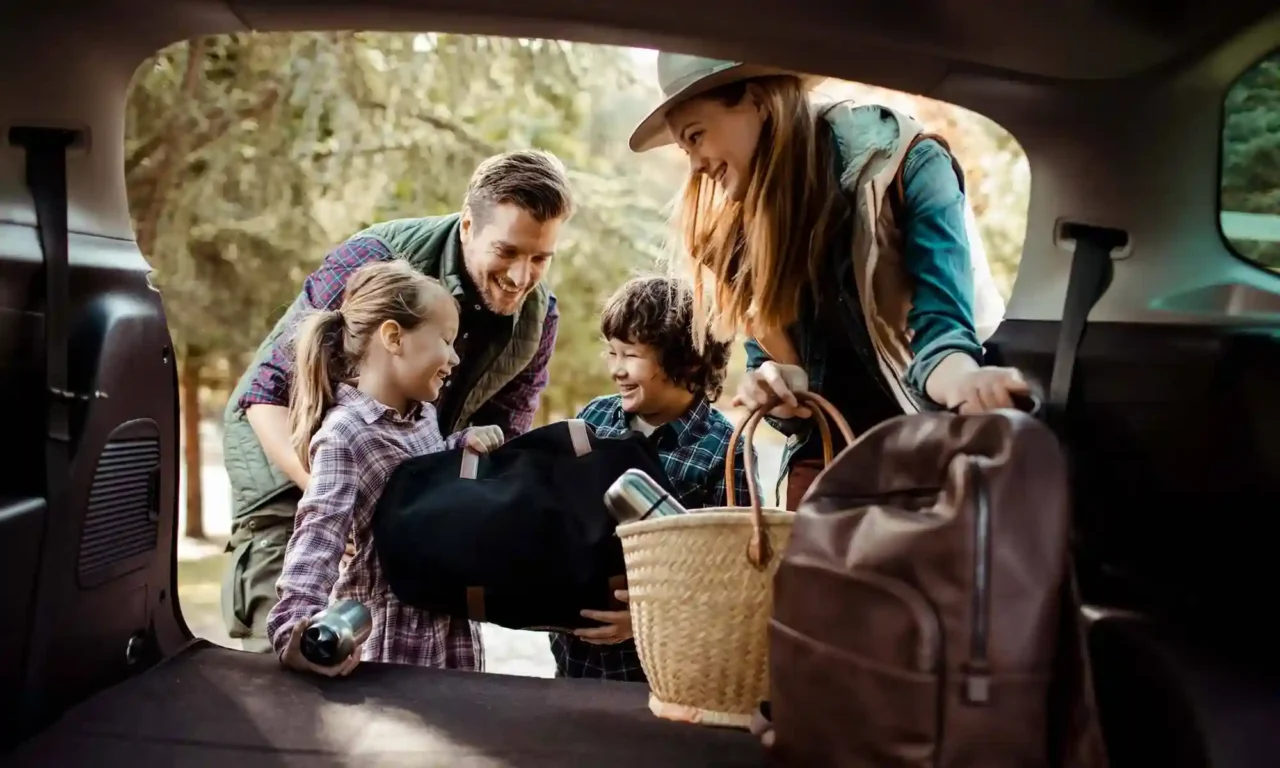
573 590 633 645
732 361 813 419
279 617 363 678
925 352 1031 414
465 425 505 454
941 366 1030 414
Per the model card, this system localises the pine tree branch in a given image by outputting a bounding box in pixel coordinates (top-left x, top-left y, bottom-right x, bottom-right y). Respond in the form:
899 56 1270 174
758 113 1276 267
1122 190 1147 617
126 87 281 183
135 36 208 256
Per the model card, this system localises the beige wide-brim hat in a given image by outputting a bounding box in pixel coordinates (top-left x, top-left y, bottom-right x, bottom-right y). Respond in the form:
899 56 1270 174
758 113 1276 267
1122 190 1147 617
629 52 828 153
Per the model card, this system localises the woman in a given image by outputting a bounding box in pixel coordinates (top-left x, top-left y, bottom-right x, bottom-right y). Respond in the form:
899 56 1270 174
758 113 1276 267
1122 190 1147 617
630 52 1028 509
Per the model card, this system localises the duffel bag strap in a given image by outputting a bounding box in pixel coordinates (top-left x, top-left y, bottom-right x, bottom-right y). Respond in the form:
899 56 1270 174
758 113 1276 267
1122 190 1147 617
750 701 775 748
459 419 594 479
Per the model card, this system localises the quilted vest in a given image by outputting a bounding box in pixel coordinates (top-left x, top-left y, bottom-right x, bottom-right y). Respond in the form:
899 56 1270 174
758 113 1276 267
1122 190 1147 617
222 213 550 521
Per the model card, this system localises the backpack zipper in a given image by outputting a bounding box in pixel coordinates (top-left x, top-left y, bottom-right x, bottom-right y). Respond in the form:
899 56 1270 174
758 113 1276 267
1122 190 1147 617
964 462 992 705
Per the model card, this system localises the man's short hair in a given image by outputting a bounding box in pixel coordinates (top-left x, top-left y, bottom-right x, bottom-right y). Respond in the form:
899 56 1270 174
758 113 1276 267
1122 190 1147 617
463 150 573 225
600 276 731 402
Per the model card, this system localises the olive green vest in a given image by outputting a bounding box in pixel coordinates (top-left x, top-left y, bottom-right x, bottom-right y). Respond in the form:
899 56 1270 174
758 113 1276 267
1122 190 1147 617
222 213 550 521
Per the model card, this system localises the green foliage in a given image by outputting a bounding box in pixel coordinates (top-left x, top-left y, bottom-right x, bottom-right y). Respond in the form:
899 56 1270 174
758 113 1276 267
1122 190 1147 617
128 33 678 406
126 34 1027 417
1221 51 1280 269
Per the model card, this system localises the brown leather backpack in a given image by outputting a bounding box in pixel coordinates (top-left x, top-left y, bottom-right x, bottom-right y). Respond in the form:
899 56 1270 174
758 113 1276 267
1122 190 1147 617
763 402 1108 768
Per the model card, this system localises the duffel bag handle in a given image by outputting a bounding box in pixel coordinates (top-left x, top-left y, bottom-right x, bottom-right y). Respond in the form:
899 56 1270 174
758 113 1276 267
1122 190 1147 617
458 419 593 479
725 392 855 569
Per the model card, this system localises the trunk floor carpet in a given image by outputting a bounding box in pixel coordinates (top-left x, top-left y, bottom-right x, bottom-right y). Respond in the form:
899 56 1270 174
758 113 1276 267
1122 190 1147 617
10 640 765 767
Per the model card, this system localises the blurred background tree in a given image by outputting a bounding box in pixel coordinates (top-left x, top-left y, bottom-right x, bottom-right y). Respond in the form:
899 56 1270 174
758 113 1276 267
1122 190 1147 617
1220 50 1280 269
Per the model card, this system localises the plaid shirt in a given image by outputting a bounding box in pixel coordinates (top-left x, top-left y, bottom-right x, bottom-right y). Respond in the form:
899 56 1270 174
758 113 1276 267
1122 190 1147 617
239 235 558 439
551 394 758 682
266 384 484 669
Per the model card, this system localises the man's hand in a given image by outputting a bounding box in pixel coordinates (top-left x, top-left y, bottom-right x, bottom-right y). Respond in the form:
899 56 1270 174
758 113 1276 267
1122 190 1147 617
279 617 363 677
731 361 812 419
246 404 312 490
465 425 505 454
573 590 633 645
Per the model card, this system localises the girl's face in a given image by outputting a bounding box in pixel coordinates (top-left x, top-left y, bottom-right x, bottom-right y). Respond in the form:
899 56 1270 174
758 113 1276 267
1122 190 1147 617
385 300 461 405
666 90 767 203
604 338 691 420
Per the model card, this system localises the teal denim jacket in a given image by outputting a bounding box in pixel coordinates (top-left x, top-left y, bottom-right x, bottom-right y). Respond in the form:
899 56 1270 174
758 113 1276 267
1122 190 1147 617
745 137 983 474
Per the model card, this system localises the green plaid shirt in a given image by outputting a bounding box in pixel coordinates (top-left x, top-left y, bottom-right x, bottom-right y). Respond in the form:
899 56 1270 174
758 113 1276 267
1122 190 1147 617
579 394 755 509
551 394 758 682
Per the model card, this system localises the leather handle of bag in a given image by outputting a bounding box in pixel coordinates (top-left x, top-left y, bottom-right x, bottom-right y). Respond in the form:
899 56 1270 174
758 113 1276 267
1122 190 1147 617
726 392 855 570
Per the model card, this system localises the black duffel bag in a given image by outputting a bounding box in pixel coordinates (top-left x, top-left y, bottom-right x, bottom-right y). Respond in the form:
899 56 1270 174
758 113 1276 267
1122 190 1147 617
372 419 677 631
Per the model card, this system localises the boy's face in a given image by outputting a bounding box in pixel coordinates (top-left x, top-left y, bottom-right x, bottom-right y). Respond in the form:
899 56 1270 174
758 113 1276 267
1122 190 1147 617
605 338 689 417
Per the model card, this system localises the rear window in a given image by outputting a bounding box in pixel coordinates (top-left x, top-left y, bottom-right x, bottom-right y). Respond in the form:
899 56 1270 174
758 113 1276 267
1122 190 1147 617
128 33 1027 672
1220 48 1280 270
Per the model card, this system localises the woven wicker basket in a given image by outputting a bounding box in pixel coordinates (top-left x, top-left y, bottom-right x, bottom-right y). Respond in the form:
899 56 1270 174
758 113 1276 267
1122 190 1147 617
616 392 853 729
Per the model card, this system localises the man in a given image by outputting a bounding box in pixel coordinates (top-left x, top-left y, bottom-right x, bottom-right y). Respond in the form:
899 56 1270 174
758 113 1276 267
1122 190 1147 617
220 149 571 651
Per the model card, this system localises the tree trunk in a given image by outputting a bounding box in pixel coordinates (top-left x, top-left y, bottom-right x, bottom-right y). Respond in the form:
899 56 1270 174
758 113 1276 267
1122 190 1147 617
134 36 207 259
180 353 205 539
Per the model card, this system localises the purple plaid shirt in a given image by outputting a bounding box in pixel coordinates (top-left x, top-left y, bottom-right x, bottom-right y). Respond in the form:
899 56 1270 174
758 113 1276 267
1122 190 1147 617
266 384 484 669
239 236 558 438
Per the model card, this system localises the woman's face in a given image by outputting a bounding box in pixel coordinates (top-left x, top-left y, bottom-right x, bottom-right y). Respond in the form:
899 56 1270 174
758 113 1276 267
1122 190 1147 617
666 90 766 203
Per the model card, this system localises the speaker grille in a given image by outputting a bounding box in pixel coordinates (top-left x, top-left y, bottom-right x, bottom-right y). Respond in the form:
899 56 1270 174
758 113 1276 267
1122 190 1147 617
78 424 162 584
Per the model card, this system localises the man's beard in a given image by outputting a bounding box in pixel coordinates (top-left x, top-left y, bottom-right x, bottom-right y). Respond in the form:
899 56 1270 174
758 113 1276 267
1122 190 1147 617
481 282 526 316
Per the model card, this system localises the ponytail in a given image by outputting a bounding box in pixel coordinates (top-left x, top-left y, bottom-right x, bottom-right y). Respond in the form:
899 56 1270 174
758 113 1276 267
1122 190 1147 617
289 310 345 470
285 259 450 468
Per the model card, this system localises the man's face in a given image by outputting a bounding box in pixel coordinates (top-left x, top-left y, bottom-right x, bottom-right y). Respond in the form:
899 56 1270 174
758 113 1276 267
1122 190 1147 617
460 202 562 316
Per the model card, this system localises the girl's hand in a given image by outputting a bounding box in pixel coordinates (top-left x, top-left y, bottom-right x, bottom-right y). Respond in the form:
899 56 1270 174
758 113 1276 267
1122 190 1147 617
574 590 633 645
465 425 505 454
279 617 363 678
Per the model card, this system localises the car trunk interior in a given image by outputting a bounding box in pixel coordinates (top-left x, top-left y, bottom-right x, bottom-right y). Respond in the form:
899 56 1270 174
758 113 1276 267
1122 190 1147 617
1 0 1279 765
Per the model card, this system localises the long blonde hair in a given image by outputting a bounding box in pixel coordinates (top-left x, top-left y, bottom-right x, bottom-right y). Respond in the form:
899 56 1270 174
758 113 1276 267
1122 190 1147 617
674 76 848 344
289 260 450 469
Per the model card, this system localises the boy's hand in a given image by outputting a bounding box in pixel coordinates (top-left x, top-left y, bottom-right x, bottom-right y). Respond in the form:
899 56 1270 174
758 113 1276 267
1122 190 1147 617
574 590 633 645
465 425 505 454
279 617 363 678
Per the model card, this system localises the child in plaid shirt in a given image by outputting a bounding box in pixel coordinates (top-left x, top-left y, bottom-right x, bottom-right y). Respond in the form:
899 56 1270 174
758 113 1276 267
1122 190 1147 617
267 260 504 677
551 275 758 682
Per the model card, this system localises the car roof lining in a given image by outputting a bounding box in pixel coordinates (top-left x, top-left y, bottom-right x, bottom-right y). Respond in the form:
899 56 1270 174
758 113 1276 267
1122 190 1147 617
219 0 1279 82
9 0 1276 83
2 0 1279 327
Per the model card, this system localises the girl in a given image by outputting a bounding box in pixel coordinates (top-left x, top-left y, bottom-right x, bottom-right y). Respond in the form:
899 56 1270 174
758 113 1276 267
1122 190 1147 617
630 52 1030 508
265 259 504 677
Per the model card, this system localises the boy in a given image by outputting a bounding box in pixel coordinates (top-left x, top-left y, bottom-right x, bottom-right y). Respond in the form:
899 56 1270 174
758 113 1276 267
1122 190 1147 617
551 275 757 682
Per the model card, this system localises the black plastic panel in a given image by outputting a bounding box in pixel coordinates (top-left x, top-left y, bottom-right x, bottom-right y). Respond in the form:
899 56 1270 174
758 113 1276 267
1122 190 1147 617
77 420 162 588
0 498 45 742
988 319 1280 644
0 223 183 746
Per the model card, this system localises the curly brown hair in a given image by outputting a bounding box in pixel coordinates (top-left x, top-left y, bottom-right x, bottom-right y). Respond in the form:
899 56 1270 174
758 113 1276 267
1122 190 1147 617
600 276 732 401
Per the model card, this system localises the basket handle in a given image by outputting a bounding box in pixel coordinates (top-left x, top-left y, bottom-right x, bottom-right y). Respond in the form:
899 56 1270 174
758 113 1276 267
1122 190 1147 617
724 391 855 570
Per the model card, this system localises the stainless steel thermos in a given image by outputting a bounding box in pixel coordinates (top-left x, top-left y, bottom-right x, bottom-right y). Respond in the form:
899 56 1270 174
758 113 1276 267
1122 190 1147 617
300 599 372 667
604 469 688 524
